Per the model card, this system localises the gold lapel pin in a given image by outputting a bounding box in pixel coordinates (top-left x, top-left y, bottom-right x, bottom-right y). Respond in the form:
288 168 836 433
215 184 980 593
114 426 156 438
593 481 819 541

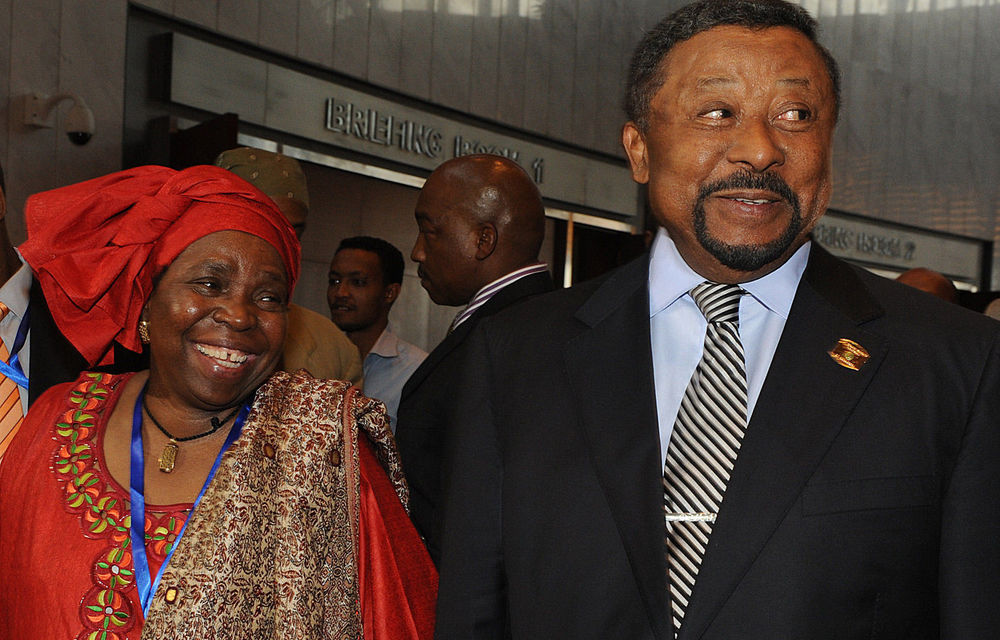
828 338 869 371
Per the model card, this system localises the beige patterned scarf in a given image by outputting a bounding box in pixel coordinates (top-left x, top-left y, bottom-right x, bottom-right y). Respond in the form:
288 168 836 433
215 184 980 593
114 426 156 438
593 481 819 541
141 371 406 639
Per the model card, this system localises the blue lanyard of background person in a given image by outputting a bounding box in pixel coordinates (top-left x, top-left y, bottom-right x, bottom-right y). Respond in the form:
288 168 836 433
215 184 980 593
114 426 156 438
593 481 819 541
128 382 251 616
0 307 30 388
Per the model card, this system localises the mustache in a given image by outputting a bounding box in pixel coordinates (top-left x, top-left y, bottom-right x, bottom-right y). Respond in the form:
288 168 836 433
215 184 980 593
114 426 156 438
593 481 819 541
698 171 799 210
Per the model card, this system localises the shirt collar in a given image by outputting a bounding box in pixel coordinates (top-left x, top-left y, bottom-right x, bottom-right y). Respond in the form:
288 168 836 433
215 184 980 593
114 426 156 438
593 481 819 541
452 263 548 330
648 227 810 319
368 327 401 359
468 263 548 307
741 241 810 319
0 253 32 322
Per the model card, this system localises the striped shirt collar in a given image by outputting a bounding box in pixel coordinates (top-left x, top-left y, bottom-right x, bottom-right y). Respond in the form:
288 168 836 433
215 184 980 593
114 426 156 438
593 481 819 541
450 263 549 331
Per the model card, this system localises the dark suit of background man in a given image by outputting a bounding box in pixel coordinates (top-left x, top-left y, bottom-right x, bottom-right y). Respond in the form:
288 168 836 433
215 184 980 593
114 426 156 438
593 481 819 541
395 154 553 561
433 0 1000 638
0 161 143 465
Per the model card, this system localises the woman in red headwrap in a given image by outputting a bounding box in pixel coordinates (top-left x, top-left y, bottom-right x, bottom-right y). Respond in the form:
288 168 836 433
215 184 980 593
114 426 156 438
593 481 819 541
0 166 436 639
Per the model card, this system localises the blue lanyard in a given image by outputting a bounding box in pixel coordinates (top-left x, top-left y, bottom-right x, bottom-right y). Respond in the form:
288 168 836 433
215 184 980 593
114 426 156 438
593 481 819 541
0 307 29 388
128 383 251 615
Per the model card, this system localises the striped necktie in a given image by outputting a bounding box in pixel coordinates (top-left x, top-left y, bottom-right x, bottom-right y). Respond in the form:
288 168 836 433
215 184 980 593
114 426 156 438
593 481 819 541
663 282 746 635
0 302 25 462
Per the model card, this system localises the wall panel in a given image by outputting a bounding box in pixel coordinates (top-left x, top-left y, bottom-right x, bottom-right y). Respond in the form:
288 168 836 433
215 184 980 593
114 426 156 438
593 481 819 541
332 0 370 79
367 0 403 89
259 0 298 57
467 2 500 120
217 0 259 39
430 5 473 112
174 0 217 28
298 0 335 67
397 0 433 99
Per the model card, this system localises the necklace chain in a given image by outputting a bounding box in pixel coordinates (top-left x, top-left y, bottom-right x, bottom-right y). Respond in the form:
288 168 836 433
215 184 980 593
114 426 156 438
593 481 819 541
142 398 240 443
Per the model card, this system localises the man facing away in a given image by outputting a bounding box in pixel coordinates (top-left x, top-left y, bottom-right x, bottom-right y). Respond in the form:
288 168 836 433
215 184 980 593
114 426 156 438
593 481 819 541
395 154 553 561
328 236 426 432
214 147 362 385
433 1 1000 638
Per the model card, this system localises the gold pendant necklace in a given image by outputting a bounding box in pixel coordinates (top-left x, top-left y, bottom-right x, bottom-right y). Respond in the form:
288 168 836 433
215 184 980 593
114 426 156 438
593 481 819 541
143 399 240 473
159 440 179 473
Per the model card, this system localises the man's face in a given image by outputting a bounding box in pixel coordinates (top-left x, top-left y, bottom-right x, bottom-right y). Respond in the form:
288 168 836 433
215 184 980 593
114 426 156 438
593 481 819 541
411 176 484 306
328 248 394 333
623 25 836 283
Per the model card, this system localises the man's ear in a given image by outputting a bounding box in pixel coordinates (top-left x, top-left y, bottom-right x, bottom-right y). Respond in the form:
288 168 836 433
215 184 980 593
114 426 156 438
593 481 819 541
622 122 650 185
474 223 497 260
383 282 401 306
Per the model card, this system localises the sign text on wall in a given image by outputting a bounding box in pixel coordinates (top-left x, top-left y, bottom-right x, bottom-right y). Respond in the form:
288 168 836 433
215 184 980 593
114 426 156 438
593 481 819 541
813 223 917 261
324 97 546 184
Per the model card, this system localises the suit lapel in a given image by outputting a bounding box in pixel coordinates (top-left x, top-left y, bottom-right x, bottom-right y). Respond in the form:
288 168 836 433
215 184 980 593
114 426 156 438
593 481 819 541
400 315 473 400
677 246 888 639
564 258 673 640
401 272 554 400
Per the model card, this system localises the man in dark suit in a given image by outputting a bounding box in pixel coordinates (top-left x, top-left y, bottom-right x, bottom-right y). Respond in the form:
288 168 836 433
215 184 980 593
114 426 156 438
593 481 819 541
0 162 89 460
0 161 144 462
395 154 553 560
433 1 1000 638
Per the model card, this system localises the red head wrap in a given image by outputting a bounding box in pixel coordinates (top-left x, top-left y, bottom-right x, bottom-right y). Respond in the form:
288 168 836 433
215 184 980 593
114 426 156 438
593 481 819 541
20 165 301 367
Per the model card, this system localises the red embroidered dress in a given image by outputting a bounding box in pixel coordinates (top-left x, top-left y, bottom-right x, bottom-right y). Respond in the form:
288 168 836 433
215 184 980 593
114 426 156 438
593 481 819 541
0 373 191 640
0 372 437 639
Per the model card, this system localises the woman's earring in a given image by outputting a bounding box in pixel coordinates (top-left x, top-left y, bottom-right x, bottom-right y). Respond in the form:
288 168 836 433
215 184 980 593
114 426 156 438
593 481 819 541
138 319 150 344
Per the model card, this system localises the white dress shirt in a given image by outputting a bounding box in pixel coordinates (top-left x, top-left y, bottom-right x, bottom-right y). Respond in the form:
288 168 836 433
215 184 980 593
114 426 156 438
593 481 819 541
363 327 427 433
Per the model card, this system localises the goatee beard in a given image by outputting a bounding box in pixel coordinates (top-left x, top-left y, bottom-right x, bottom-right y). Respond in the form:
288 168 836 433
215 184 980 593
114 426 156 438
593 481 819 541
693 171 802 273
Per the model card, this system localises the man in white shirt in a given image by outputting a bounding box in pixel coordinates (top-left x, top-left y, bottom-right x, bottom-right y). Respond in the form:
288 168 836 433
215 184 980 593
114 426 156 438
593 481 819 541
328 236 426 431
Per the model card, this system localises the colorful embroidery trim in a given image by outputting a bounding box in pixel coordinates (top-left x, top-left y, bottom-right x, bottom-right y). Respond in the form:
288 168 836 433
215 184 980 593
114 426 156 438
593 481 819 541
50 374 188 640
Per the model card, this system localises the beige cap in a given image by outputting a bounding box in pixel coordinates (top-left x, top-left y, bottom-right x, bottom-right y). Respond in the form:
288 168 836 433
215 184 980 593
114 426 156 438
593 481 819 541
214 147 309 211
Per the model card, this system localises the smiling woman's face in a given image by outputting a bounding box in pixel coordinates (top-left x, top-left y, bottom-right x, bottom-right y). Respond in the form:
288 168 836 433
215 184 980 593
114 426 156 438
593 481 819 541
143 230 288 412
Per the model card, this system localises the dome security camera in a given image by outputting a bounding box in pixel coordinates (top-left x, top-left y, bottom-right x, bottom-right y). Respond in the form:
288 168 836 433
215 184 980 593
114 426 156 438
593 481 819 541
22 92 96 146
64 101 95 146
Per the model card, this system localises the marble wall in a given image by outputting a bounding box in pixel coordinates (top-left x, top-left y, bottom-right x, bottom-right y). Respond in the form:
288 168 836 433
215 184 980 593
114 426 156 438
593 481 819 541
1 0 998 283
0 0 128 242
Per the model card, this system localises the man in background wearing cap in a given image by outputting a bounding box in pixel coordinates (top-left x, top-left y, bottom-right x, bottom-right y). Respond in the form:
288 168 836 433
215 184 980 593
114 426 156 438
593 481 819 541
215 147 362 385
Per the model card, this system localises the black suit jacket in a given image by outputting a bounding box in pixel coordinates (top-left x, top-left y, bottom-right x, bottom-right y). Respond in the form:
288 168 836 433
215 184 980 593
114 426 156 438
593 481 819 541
434 245 1000 639
27 278 146 405
395 270 554 560
26 278 89 404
